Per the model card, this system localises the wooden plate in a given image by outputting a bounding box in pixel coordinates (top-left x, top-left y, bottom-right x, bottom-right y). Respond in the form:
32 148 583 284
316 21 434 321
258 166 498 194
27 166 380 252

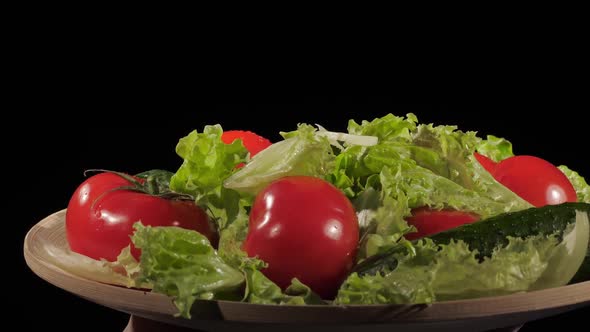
24 210 590 332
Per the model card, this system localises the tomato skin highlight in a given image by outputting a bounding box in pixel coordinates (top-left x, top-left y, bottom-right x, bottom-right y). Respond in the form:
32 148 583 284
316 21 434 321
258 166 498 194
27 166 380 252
474 152 497 174
244 176 359 299
405 208 480 240
493 155 577 207
66 172 217 262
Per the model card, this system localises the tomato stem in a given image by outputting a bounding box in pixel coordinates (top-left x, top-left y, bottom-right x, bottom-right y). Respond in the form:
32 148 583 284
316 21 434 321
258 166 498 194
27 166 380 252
84 169 196 206
146 176 159 195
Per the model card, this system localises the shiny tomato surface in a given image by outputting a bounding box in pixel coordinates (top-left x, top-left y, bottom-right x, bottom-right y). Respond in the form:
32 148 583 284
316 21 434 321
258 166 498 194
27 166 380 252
66 172 216 261
493 155 577 207
244 176 359 299
405 207 480 240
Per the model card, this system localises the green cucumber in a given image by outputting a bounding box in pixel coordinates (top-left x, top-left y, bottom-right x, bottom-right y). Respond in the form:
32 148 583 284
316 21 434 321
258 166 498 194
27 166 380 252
429 202 588 258
429 202 590 284
355 202 590 284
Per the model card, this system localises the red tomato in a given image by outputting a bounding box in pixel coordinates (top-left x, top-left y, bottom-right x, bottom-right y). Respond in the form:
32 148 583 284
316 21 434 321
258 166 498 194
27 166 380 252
493 155 577 207
66 172 217 262
244 176 359 299
221 130 272 157
405 207 480 240
474 152 497 174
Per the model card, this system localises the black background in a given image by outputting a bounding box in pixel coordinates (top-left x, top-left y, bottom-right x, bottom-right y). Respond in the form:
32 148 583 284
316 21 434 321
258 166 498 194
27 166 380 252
15 97 588 331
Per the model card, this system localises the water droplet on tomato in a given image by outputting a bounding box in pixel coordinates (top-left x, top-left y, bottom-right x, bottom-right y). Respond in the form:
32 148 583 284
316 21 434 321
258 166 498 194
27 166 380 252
324 219 342 240
268 224 281 238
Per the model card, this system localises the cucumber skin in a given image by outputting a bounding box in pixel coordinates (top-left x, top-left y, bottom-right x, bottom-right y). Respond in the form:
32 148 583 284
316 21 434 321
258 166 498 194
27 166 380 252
429 202 590 260
429 202 590 283
355 203 590 282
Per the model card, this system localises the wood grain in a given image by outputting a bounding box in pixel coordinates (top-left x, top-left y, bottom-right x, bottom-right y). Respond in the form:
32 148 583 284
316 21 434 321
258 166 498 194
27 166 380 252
24 210 590 332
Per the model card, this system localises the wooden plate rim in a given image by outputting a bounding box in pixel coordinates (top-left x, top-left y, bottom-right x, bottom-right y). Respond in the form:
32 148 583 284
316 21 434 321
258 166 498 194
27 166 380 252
24 209 590 325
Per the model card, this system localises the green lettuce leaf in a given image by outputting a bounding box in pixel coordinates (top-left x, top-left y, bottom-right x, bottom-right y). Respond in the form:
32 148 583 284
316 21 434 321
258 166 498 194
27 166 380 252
42 243 150 289
380 163 518 216
333 271 434 305
404 124 528 209
223 124 335 195
361 195 416 258
329 114 532 258
217 212 250 268
216 209 324 305
335 237 440 305
111 245 142 283
476 135 514 162
243 266 324 305
410 123 481 187
169 125 251 230
359 160 531 258
337 208 589 305
347 113 417 142
329 115 529 207
336 231 573 304
132 223 245 318
170 125 248 198
559 165 590 203
557 167 590 283
327 113 417 197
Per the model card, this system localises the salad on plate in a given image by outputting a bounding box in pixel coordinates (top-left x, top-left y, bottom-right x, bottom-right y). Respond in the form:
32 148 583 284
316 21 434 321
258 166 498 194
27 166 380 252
51 113 590 319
